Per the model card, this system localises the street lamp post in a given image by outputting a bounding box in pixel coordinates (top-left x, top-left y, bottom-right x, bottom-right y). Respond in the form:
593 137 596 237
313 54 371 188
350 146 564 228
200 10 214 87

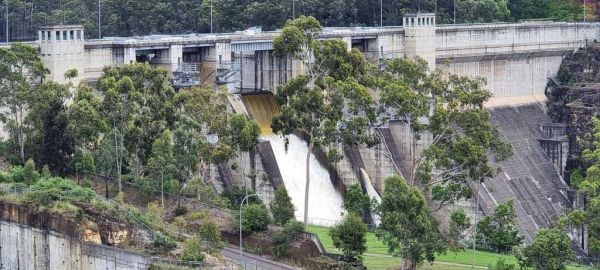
380 0 383 27
239 194 258 267
98 0 102 39
5 0 8 43
210 0 213 33
453 0 457 24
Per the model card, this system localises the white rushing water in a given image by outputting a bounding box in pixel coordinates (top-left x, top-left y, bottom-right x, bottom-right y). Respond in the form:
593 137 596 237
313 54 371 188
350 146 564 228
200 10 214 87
361 168 382 225
265 134 344 226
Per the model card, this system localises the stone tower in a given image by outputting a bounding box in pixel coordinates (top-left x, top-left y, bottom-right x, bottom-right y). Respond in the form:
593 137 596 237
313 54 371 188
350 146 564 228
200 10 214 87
403 13 436 70
38 25 85 84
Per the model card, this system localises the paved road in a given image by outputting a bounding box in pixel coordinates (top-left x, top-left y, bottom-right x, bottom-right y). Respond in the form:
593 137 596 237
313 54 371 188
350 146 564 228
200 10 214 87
221 246 299 270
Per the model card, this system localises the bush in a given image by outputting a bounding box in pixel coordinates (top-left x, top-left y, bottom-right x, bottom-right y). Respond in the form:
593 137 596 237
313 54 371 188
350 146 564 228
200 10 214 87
153 234 177 250
516 228 573 270
489 258 516 270
343 184 371 220
198 220 223 254
330 212 367 260
181 236 205 262
22 159 40 185
222 185 262 208
270 187 295 225
23 177 96 207
145 202 165 230
238 203 271 233
174 205 188 216
272 221 305 258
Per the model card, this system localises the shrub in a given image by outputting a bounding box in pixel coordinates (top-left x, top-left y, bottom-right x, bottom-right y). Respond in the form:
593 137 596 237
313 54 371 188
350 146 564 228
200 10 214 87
272 221 305 258
145 201 165 229
271 230 289 258
153 234 177 250
174 205 188 216
181 236 205 262
22 159 40 185
343 184 371 220
198 219 223 254
0 171 9 183
222 185 262 208
270 187 295 225
516 228 573 270
23 177 95 207
489 258 516 270
330 212 368 260
238 203 271 233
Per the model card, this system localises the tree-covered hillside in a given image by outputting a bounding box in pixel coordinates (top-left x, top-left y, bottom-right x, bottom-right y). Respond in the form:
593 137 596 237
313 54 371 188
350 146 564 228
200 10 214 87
0 0 595 41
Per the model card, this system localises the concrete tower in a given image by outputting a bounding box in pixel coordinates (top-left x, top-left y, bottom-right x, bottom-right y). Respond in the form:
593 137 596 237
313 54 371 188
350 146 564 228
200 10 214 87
38 25 85 84
403 13 436 70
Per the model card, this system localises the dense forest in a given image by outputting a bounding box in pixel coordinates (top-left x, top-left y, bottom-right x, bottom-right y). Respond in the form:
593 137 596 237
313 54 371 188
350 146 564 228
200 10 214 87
0 0 596 41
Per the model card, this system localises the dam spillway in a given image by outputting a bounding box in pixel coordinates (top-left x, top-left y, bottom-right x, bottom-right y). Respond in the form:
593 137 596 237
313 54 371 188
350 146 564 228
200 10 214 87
243 94 344 226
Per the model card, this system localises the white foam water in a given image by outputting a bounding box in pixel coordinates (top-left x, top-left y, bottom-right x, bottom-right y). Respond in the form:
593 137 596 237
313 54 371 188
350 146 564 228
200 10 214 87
264 134 344 226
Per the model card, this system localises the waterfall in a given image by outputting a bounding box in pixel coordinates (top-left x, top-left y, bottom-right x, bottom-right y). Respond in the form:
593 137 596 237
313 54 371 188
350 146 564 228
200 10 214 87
361 168 381 226
243 94 344 226
265 134 344 226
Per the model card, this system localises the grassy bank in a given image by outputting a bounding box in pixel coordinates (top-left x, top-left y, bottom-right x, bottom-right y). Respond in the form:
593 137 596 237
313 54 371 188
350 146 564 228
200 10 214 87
307 225 590 270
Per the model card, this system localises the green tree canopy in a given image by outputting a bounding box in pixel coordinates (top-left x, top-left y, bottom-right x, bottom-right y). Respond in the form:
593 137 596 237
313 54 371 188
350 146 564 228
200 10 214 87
342 184 372 222
476 200 523 252
376 57 512 209
516 228 573 270
330 212 368 260
272 16 378 224
376 175 446 269
270 187 296 225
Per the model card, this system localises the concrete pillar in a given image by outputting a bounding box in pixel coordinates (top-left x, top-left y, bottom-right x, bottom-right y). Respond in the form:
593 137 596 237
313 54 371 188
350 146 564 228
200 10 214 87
215 42 232 64
341 36 352 51
124 47 137 64
169 44 183 72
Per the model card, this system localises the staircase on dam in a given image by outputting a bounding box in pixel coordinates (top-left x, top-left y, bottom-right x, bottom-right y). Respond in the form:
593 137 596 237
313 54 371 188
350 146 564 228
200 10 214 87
483 104 572 242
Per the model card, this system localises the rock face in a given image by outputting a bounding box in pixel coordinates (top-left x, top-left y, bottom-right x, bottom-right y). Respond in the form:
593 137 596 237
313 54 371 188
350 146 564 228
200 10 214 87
547 44 600 173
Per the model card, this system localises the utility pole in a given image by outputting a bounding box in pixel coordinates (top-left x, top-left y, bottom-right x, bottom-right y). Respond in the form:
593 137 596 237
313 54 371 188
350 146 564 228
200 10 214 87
4 0 7 43
210 0 213 33
293 0 296 19
453 0 457 24
98 0 102 39
380 0 383 26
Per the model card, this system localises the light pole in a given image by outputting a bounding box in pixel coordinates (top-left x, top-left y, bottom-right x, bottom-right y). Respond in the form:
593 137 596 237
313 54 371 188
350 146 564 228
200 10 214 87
239 194 258 267
292 0 296 19
210 0 213 33
98 0 101 39
380 0 383 27
453 0 457 24
4 0 8 43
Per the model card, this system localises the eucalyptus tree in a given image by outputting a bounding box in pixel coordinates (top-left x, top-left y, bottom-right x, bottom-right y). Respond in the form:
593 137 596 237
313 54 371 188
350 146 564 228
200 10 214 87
377 175 446 270
97 63 178 195
272 16 378 225
0 43 49 163
375 57 512 209
26 81 73 174
148 129 176 208
68 83 107 181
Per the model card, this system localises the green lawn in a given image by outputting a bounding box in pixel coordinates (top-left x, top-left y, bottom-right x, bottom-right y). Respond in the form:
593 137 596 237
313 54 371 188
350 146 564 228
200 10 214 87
307 225 591 270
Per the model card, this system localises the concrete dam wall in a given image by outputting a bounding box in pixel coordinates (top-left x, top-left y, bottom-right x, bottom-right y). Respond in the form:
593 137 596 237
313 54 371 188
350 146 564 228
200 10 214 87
0 220 152 270
481 104 571 242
